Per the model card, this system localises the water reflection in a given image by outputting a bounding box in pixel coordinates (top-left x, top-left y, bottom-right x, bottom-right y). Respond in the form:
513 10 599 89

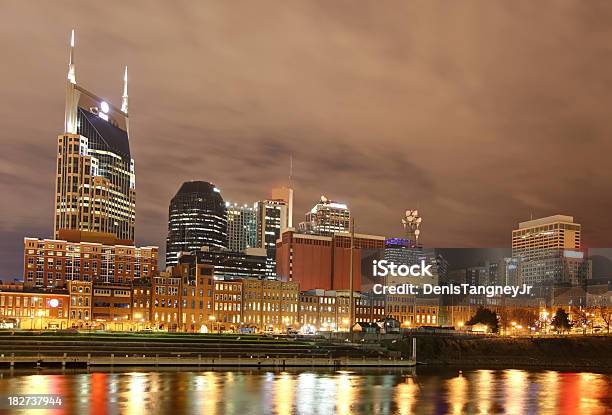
0 368 608 414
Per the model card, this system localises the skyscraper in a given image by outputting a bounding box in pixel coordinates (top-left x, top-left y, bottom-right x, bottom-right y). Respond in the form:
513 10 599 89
270 155 295 231
226 202 257 251
54 31 135 243
256 199 288 276
166 181 227 267
512 215 590 285
299 196 350 236
271 186 293 231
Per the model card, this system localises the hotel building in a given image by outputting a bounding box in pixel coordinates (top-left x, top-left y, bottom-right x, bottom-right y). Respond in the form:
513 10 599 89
23 237 158 288
512 215 590 285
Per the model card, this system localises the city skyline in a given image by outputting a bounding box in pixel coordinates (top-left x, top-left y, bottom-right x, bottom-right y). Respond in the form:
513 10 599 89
3 2 612 280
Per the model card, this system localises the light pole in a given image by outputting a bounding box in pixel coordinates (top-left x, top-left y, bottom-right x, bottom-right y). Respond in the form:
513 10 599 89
349 217 355 340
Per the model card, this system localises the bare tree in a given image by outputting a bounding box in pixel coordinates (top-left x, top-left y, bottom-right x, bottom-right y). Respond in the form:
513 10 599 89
572 308 589 335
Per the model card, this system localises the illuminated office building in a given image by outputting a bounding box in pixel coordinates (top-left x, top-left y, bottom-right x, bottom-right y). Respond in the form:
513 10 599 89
271 186 293 231
299 196 350 236
166 181 227 267
256 199 288 276
54 31 135 243
226 202 257 251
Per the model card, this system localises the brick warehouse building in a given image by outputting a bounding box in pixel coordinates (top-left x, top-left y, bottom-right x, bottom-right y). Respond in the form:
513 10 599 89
275 229 385 291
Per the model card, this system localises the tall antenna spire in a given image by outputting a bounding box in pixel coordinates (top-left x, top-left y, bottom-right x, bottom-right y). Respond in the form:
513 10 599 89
64 29 78 134
289 154 294 188
121 66 129 114
67 29 76 84
287 155 294 228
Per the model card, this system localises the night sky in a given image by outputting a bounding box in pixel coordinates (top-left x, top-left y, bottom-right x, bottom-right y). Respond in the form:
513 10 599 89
2 1 612 279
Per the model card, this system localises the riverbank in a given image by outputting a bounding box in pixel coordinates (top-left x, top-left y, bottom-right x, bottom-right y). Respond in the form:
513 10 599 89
0 332 407 368
387 335 612 369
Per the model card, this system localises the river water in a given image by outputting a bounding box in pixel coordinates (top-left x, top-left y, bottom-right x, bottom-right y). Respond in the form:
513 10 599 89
0 368 609 414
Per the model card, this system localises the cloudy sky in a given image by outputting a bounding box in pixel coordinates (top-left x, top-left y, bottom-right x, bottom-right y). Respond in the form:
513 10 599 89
1 1 612 279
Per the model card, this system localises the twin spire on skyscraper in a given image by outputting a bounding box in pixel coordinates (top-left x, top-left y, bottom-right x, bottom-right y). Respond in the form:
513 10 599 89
65 30 129 115
67 30 76 85
121 66 129 114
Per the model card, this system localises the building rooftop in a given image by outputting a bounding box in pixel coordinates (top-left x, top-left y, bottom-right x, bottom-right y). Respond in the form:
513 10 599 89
518 215 576 229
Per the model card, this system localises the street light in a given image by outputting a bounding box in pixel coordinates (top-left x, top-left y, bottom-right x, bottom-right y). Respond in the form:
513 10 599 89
209 315 216 333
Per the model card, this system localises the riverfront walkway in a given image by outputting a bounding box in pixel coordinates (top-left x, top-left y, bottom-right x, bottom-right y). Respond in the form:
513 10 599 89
0 332 415 368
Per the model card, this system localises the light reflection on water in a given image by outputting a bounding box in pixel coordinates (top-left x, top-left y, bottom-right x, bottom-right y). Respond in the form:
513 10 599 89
0 368 609 415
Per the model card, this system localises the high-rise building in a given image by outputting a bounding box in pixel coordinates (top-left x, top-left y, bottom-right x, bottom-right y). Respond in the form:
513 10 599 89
256 199 288 276
384 238 423 266
499 257 521 286
271 187 293 231
382 238 439 287
55 31 135 243
299 196 350 236
166 181 227 267
226 202 257 251
512 215 590 285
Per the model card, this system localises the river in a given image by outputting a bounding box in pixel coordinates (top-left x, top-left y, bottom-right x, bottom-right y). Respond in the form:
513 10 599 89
0 368 609 414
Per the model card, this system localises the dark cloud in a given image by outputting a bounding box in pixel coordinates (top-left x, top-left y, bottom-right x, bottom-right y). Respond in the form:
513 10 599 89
1 1 612 279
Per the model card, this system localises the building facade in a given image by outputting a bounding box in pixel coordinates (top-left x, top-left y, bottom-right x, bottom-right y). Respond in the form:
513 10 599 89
178 248 267 280
271 186 294 230
23 237 157 288
213 280 243 332
299 196 351 236
226 202 257 251
131 278 152 327
166 181 227 267
68 280 92 326
152 271 182 331
91 284 132 329
276 230 385 291
299 289 351 332
0 288 69 329
512 215 590 285
242 279 299 332
256 199 288 276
